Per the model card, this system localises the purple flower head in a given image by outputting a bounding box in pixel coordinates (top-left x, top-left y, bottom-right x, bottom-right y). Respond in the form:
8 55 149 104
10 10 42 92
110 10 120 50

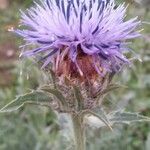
15 0 140 81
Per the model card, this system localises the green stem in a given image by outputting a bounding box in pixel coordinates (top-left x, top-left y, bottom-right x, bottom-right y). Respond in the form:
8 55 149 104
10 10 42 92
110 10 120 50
71 114 86 150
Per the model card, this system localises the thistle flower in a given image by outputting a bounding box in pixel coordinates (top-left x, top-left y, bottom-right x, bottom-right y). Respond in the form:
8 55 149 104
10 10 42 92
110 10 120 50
15 0 140 82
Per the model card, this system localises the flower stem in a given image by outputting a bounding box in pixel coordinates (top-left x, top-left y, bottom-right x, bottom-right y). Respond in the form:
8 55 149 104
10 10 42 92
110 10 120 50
71 114 86 150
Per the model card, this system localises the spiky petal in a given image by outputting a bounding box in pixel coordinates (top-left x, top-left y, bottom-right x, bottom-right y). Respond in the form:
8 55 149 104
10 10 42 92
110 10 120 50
15 0 140 79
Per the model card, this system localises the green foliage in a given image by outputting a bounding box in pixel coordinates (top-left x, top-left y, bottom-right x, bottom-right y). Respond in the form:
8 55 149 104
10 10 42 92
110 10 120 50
41 86 69 110
109 111 150 123
0 91 52 112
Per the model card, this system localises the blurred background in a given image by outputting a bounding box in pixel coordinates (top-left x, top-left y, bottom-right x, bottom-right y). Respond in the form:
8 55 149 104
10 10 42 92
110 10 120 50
0 0 149 150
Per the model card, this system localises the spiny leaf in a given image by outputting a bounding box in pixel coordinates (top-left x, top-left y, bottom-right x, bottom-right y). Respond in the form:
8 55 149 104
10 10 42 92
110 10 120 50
86 110 150 129
81 110 113 131
73 86 84 111
108 110 150 124
0 91 52 113
98 108 112 128
95 83 127 98
40 86 68 108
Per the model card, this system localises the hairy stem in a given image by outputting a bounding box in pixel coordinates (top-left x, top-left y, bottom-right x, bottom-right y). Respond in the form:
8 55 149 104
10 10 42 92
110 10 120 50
71 114 86 150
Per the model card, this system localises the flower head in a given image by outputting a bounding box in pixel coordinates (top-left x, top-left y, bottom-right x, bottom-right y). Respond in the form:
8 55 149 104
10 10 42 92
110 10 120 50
15 0 140 82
